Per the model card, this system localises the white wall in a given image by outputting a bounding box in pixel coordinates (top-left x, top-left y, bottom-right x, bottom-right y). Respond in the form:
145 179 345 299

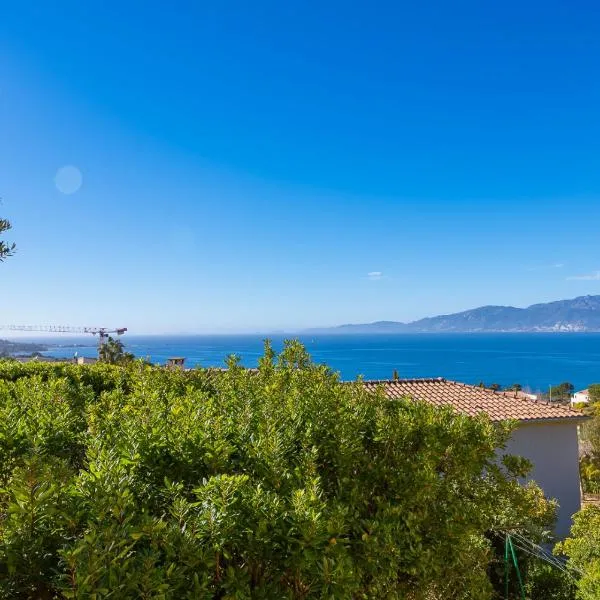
503 421 581 539
572 392 589 405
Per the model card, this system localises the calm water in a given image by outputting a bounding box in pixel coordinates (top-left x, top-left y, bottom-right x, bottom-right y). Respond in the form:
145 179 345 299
34 333 600 392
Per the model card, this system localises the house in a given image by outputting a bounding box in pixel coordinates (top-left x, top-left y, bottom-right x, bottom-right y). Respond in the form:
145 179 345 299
571 389 590 405
166 357 186 369
76 356 98 365
363 378 587 538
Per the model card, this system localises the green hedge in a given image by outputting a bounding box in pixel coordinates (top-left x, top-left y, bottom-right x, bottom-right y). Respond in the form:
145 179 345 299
0 342 554 599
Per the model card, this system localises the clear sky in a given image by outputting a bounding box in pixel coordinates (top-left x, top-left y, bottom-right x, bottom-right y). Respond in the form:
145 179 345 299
1 1 600 333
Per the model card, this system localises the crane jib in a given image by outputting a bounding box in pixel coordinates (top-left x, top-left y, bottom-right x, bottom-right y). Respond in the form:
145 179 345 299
0 325 127 335
0 325 128 353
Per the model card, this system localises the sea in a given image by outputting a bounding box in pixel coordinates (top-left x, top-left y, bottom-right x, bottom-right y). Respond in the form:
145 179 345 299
30 332 600 393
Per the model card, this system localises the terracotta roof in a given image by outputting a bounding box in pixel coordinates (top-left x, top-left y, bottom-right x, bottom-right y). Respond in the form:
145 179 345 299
363 378 586 423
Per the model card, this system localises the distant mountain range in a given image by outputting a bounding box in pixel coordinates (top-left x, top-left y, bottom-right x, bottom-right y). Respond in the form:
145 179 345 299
307 295 600 334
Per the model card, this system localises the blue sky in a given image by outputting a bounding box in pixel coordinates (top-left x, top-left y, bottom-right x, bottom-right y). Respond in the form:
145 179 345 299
1 1 600 333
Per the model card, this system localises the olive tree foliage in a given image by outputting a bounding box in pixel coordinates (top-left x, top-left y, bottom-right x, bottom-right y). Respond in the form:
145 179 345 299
0 216 15 261
0 342 555 599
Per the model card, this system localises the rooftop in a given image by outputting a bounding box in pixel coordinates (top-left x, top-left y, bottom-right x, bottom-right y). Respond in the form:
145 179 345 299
363 378 586 423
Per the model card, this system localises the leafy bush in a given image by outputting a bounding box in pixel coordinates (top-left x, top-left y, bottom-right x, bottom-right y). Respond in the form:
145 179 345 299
580 455 600 495
579 401 600 494
0 342 555 598
524 561 577 600
589 384 600 405
556 506 600 600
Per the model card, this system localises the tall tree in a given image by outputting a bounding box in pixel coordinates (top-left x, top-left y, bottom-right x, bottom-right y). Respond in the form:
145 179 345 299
548 382 574 403
98 336 134 364
0 217 15 261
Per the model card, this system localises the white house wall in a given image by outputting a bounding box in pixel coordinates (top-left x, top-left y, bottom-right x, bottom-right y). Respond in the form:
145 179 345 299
503 421 581 539
572 392 589 405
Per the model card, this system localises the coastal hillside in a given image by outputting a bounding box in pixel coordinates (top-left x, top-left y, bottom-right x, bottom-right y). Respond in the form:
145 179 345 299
0 338 47 356
308 295 600 333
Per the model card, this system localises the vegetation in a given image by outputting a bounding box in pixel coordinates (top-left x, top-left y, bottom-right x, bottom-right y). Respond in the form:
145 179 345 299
524 560 577 600
546 382 575 403
98 335 134 364
474 383 523 393
579 388 600 494
588 384 600 405
556 506 600 600
476 382 504 391
0 216 15 261
580 455 600 494
0 342 559 599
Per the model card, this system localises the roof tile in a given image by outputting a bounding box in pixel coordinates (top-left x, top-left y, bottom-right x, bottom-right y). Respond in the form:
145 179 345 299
363 378 586 423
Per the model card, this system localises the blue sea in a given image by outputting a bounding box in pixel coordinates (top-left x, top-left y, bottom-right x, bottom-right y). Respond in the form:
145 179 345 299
32 333 600 393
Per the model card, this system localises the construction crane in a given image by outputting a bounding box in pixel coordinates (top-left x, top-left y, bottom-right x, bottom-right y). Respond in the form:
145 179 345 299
0 325 127 354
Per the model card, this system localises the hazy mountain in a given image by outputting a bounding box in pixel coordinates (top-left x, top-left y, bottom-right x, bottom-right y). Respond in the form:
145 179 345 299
307 295 600 334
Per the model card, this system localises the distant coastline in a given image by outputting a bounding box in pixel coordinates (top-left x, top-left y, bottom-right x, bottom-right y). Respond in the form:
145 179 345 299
16 332 600 391
0 339 49 356
305 295 600 334
304 327 600 335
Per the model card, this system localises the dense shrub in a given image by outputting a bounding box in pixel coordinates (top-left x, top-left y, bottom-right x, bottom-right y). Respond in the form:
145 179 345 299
557 506 600 600
580 455 600 495
579 399 600 495
0 342 555 598
523 560 577 599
